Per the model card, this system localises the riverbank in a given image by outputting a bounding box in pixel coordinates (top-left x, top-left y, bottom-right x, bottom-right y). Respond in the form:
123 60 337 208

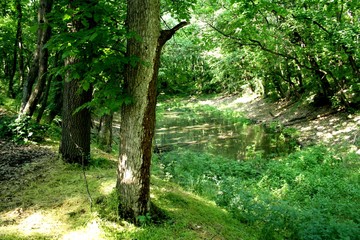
192 93 360 150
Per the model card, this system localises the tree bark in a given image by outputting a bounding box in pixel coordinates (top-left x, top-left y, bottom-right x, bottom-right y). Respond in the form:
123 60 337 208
117 0 160 223
98 113 113 153
60 0 96 165
36 72 52 123
20 0 53 117
116 0 187 222
60 57 92 164
47 53 63 124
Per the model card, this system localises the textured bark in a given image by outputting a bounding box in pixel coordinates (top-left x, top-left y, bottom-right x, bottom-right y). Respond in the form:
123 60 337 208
60 0 96 165
60 59 92 164
116 1 187 222
21 0 53 117
20 0 53 114
117 0 160 223
98 113 113 153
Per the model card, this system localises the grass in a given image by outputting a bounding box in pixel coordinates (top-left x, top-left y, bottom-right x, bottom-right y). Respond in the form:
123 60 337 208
0 146 256 240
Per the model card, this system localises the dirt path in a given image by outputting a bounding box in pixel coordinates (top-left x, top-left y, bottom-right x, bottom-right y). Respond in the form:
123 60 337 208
197 93 360 150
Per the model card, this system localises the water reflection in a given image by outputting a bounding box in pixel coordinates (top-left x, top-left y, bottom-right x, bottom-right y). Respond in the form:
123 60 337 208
155 111 294 160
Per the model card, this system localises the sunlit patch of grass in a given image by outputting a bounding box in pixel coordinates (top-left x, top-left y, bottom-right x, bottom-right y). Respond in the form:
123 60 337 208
0 145 256 239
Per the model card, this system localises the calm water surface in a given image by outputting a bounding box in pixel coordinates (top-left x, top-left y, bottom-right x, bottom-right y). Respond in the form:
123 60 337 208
155 110 294 160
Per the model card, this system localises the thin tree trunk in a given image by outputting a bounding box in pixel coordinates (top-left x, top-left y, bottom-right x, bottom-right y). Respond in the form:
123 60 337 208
8 0 22 98
16 0 25 88
309 56 333 101
98 113 113 153
20 0 53 117
47 54 63 124
36 73 52 123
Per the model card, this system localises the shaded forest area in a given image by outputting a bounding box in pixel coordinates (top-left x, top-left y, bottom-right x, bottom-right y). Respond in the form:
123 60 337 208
1 0 360 239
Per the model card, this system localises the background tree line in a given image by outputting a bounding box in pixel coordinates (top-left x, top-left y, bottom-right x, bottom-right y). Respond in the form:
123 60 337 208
159 0 359 109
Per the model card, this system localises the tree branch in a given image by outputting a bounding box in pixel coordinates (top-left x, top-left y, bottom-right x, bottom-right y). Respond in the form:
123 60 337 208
159 21 189 47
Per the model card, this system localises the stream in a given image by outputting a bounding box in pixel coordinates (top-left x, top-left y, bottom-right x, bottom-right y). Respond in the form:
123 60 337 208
155 110 295 160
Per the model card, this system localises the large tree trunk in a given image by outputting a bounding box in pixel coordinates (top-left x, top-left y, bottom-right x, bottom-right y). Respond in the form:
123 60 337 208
60 0 95 165
117 0 160 223
116 0 187 222
60 57 92 165
20 0 53 117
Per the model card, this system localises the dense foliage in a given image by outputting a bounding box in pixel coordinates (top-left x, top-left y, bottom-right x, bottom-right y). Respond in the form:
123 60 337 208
153 145 360 240
1 0 359 117
159 0 360 108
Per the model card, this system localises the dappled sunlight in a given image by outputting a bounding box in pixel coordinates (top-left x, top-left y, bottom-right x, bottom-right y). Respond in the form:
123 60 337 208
1 208 68 238
62 219 103 240
99 180 116 195
297 112 360 148
18 211 62 236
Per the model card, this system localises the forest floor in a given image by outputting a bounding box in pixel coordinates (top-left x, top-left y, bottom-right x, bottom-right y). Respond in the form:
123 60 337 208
0 93 359 239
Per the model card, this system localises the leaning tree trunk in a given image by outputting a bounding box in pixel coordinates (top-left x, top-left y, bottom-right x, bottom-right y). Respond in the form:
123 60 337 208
116 0 187 222
20 0 53 117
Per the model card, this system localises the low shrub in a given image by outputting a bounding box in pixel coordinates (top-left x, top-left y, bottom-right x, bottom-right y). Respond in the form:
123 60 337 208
153 146 360 240
0 115 48 143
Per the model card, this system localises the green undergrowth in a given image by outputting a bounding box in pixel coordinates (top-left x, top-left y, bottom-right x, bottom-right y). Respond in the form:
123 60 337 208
0 149 256 240
152 146 360 240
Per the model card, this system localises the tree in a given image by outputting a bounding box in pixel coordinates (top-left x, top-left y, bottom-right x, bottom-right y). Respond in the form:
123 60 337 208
117 0 189 223
20 0 53 117
196 0 359 106
98 113 113 153
116 0 161 222
60 0 97 165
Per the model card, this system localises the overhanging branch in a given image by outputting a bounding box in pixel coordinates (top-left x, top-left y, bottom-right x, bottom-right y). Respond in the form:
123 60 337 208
159 21 189 47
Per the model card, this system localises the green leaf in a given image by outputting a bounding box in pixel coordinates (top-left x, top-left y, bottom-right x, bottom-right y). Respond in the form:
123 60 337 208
89 32 98 41
83 81 90 91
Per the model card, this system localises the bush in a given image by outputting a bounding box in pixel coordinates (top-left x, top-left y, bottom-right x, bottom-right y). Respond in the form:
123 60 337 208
0 115 48 143
152 146 360 240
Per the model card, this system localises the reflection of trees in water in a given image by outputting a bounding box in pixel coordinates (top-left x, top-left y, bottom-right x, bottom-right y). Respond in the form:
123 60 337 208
156 112 294 160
